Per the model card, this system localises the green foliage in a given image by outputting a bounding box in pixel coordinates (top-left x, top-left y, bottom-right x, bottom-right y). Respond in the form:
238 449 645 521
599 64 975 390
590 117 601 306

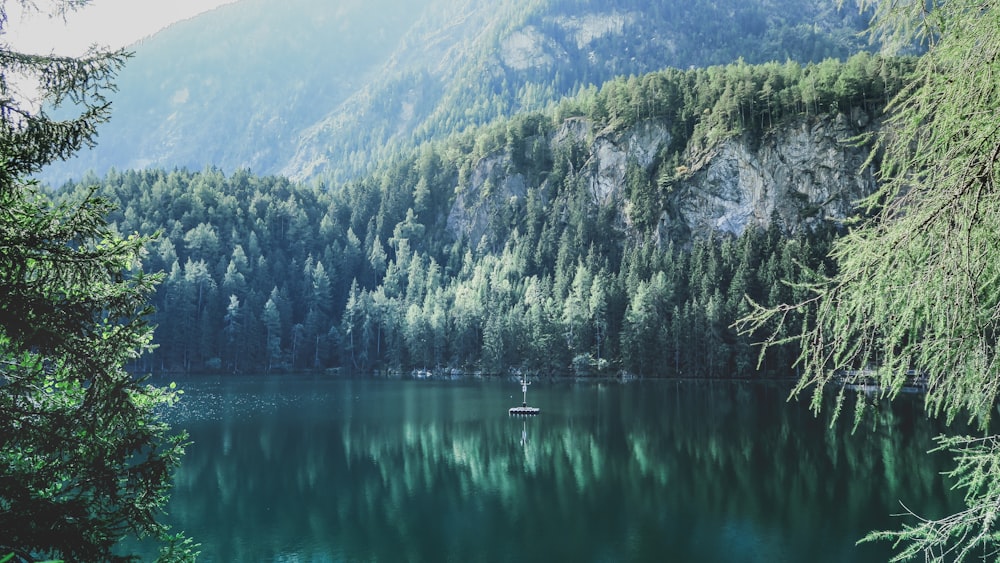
49 53 906 378
0 1 191 561
157 532 200 563
577 53 912 148
742 10 1000 425
737 0 1000 559
64 172 833 379
863 435 1000 562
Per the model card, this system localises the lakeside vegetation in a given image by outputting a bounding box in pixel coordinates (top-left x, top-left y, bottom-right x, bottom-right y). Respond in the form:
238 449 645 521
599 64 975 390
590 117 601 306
55 53 912 378
5 0 998 557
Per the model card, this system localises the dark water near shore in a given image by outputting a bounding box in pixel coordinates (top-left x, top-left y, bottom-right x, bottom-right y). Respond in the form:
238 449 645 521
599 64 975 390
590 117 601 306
137 376 961 562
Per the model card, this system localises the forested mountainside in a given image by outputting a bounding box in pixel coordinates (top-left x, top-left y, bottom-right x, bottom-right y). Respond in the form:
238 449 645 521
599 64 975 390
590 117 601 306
42 0 872 187
59 53 911 377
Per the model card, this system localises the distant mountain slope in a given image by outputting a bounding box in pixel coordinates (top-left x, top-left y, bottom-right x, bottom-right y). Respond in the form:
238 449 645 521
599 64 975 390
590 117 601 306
40 0 871 186
55 53 908 376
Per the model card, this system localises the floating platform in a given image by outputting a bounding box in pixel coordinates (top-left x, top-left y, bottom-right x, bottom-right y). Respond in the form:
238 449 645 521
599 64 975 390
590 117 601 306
509 374 539 415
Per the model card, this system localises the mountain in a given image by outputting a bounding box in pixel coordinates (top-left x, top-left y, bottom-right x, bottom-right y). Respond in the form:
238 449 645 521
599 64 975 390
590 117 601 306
54 53 910 377
40 0 872 187
43 0 431 183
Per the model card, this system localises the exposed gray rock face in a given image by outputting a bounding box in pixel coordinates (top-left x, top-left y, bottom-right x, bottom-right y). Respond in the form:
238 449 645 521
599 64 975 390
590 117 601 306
447 154 528 246
447 110 877 244
671 111 875 239
587 119 672 207
551 12 634 50
501 27 568 71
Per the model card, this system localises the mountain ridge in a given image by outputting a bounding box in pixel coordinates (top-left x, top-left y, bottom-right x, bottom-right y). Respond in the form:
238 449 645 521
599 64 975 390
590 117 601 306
40 0 872 187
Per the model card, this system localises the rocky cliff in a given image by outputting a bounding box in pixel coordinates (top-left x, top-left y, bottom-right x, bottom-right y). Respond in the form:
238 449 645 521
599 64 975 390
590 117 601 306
671 108 876 239
447 109 878 244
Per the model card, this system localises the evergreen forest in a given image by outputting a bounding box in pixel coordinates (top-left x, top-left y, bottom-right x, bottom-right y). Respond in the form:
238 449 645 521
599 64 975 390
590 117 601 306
8 0 1000 558
58 52 912 378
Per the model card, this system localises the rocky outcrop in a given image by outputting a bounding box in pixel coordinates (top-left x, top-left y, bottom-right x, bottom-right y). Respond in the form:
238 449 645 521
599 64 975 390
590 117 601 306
446 154 528 246
586 119 672 207
447 109 877 245
500 27 568 71
670 109 876 239
551 12 635 50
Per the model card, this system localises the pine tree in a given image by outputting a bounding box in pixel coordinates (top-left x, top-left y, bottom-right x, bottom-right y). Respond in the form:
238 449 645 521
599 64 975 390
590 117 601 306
0 1 192 560
262 293 282 373
224 294 244 373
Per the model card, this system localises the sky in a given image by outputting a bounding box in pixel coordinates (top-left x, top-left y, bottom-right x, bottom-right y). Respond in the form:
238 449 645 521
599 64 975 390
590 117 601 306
5 0 239 55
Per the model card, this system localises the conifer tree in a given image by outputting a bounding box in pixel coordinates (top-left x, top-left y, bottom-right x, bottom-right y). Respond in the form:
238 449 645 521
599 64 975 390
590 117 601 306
740 0 1000 558
0 1 192 560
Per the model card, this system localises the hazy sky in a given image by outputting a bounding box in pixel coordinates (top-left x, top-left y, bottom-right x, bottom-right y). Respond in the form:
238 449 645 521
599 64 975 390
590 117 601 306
6 0 239 55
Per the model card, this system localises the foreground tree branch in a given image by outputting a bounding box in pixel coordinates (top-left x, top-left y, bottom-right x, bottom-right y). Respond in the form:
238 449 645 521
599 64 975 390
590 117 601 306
0 1 194 561
738 0 1000 559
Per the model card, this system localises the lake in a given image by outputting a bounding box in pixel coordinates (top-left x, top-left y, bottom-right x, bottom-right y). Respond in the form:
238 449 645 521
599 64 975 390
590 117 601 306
139 376 961 562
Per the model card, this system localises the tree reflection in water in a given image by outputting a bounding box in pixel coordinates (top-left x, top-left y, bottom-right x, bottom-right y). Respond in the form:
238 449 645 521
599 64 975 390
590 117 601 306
143 377 960 562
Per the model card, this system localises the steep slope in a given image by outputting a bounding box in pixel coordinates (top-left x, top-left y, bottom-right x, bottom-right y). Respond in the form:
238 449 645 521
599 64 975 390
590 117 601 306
41 0 871 186
44 0 432 183
55 54 908 376
285 0 871 183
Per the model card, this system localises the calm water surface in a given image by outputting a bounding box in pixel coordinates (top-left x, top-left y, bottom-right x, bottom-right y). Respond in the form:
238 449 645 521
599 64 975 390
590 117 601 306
145 376 960 562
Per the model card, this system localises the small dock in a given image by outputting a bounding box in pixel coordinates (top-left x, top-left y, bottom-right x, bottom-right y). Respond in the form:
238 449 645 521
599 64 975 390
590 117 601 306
508 374 539 416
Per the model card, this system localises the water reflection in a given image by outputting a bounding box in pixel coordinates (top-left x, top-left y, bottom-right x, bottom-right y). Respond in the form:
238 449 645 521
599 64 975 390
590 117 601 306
149 377 960 562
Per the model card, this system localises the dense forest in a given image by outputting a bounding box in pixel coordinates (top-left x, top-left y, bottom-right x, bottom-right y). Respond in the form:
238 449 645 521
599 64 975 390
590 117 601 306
59 52 912 378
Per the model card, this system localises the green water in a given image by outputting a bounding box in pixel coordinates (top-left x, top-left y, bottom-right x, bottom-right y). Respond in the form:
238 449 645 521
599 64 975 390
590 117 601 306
145 376 960 562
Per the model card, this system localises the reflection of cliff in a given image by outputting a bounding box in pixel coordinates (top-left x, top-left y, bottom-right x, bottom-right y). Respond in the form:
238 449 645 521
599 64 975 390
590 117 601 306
164 380 959 562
